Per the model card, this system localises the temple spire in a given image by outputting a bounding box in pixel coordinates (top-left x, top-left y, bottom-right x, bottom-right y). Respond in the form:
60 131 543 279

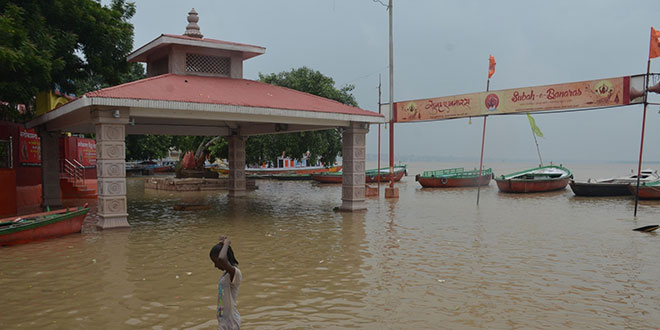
184 8 203 38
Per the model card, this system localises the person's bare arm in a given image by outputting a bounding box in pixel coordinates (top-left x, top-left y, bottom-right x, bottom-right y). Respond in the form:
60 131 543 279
218 236 236 281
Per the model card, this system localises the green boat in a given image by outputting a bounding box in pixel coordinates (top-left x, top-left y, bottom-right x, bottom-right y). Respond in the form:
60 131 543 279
415 167 493 188
312 165 408 183
0 205 90 246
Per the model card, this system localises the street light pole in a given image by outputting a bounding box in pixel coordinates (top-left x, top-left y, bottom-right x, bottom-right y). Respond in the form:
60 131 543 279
385 0 399 198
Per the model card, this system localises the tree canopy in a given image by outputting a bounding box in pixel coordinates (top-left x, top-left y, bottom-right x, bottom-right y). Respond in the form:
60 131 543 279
252 67 356 167
259 67 358 107
1 0 354 166
125 135 172 161
0 0 138 114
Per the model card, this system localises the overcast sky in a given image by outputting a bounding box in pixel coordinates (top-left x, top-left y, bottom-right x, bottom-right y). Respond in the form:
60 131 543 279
124 0 660 164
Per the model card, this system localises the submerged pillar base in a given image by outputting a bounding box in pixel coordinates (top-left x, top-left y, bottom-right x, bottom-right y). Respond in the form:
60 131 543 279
385 187 399 199
94 110 130 229
337 200 367 212
227 135 247 198
96 215 130 229
365 184 379 197
228 189 247 197
341 122 369 212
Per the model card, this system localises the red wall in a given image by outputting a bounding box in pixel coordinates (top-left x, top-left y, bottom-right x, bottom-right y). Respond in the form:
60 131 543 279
0 169 17 216
0 121 42 215
0 122 101 215
0 122 42 184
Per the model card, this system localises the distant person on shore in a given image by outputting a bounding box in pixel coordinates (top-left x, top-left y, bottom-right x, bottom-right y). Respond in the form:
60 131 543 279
210 236 242 329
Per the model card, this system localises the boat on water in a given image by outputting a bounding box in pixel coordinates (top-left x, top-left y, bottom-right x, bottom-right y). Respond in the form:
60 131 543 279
245 164 341 177
126 160 175 175
153 160 176 173
271 174 313 181
0 205 90 246
569 169 660 196
628 181 660 199
415 167 493 188
311 165 407 184
211 158 341 178
213 165 342 176
495 165 572 193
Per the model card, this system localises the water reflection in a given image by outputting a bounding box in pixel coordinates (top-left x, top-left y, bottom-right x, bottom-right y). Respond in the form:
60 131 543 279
2 163 660 329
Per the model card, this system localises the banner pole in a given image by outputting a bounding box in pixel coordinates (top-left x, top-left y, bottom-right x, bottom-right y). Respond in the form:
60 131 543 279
634 58 651 217
378 75 382 191
476 79 490 205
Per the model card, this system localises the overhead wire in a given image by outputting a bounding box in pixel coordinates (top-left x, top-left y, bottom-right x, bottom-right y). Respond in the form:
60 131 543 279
338 65 389 87
371 0 389 9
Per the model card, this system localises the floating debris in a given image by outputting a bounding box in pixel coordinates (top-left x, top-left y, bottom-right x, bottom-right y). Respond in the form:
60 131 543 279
633 225 659 232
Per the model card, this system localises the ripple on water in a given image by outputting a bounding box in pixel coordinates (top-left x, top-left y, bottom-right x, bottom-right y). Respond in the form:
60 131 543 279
3 166 660 328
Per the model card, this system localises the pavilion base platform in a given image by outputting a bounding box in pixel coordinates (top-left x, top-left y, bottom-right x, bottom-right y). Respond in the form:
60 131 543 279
144 177 257 191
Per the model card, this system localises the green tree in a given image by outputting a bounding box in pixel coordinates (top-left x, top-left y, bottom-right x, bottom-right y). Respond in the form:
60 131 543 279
254 67 355 167
125 135 172 161
0 0 137 118
75 62 145 96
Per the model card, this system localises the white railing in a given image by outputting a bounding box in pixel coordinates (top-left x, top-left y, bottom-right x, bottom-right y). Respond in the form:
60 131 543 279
63 159 84 186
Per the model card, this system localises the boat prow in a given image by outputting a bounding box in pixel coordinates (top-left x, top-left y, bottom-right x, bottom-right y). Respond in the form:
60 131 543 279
0 205 90 246
628 180 660 199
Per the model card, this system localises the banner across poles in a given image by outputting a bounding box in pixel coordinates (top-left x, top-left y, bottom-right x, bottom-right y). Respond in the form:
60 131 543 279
394 75 646 123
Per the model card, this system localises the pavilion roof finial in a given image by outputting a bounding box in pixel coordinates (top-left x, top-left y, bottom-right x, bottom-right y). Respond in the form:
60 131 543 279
184 8 203 39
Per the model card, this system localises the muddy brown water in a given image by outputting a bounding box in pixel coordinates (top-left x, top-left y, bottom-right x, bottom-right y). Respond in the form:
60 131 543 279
2 162 659 329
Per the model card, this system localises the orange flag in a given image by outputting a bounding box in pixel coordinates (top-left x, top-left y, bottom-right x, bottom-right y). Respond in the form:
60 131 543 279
488 54 496 79
651 27 660 59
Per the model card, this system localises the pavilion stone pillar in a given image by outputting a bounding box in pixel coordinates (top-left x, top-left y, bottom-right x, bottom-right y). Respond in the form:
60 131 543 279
227 134 247 197
340 122 369 211
39 129 63 209
93 110 129 229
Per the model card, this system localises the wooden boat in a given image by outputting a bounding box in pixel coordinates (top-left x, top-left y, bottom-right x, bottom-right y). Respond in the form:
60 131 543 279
312 165 407 184
310 172 343 183
272 174 313 181
0 205 90 246
569 169 660 196
628 181 660 199
415 167 493 188
153 160 176 173
495 165 572 193
633 224 660 232
212 164 341 177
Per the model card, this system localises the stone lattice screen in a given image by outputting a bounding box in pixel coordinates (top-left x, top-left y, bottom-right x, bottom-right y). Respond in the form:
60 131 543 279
185 53 230 76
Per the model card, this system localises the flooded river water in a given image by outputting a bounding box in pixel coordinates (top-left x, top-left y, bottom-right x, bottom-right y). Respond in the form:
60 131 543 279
2 161 660 329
